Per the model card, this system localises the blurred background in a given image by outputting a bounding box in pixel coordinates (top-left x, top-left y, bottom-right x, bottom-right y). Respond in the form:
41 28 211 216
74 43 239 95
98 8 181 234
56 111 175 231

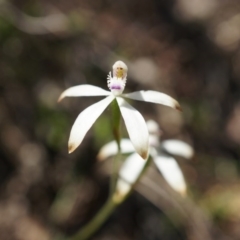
1 0 240 239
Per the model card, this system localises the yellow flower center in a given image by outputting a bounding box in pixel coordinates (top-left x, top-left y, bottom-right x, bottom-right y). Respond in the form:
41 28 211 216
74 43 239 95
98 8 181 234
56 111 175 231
116 67 124 79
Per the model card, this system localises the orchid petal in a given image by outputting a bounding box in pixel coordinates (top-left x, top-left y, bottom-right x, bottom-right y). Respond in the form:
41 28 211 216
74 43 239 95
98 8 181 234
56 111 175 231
161 140 194 159
119 153 147 184
116 97 149 160
58 84 111 102
68 95 114 153
97 139 134 161
116 153 147 197
154 154 187 195
123 90 181 110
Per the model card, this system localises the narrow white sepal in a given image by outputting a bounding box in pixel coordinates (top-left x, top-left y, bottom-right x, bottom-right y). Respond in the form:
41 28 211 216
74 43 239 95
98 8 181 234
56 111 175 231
119 153 147 184
58 84 111 102
123 90 181 110
161 140 194 159
154 154 187 195
68 95 114 153
116 97 149 160
97 139 134 161
116 153 147 197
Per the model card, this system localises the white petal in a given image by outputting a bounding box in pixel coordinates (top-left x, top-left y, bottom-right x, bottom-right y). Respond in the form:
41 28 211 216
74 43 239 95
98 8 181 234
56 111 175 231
146 119 161 136
68 95 114 153
119 153 147 184
116 153 147 197
97 139 135 161
154 154 187 195
116 97 149 160
161 140 194 159
58 84 111 102
123 91 181 110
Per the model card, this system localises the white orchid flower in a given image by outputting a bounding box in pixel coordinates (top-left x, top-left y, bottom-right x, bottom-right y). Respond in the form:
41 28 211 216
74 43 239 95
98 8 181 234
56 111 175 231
98 120 194 196
58 61 180 160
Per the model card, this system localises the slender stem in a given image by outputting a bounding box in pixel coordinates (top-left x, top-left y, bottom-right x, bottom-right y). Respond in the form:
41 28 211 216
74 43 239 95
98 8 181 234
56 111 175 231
66 157 151 240
110 99 121 148
68 198 117 240
109 99 121 196
109 148 121 197
67 154 123 240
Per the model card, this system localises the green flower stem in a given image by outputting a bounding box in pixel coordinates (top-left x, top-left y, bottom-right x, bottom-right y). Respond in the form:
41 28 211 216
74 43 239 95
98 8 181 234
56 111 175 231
66 99 123 240
68 197 118 240
109 99 121 195
67 184 128 240
109 148 121 197
110 98 121 149
67 157 151 240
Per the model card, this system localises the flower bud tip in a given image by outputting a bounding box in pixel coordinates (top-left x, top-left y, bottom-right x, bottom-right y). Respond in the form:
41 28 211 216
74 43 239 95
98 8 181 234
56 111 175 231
68 143 76 154
57 94 64 102
175 103 182 112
